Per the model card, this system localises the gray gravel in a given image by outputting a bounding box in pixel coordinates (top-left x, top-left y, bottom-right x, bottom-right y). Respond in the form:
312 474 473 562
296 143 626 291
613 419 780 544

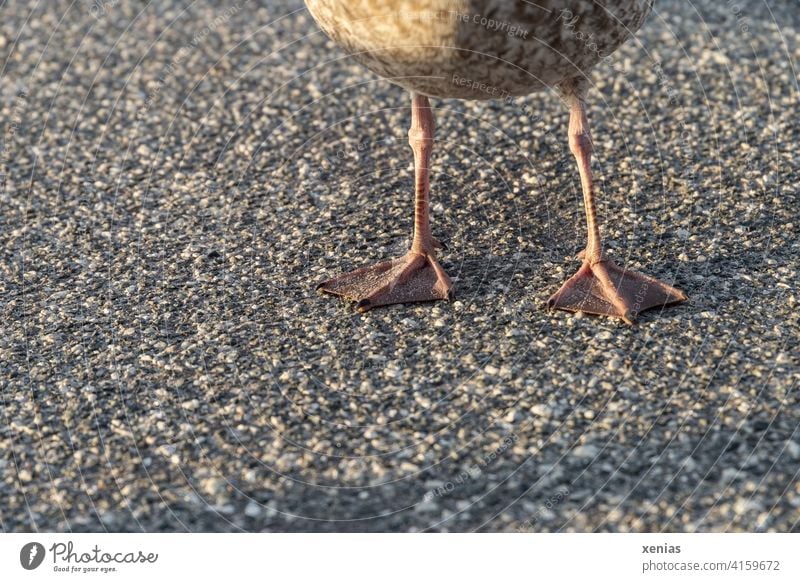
1 0 799 532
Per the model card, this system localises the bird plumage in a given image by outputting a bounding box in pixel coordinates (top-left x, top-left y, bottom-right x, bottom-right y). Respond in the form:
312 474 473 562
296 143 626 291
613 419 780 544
305 0 653 98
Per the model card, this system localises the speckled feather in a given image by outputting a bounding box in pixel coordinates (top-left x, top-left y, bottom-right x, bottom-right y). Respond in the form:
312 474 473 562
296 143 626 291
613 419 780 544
305 0 653 99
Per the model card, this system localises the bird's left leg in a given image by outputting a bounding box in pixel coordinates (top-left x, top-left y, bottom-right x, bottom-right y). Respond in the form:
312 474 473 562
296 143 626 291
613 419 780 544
547 84 686 323
316 93 453 312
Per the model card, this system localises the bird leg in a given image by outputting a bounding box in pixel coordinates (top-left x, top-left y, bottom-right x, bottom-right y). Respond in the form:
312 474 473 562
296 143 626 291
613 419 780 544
547 88 687 324
316 93 453 312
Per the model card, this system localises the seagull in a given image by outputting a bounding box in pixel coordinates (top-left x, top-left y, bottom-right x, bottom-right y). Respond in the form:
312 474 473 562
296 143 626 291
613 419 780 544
306 0 686 323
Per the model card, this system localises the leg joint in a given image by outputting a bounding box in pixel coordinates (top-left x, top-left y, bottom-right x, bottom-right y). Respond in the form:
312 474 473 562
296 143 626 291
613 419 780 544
568 131 593 156
408 125 433 145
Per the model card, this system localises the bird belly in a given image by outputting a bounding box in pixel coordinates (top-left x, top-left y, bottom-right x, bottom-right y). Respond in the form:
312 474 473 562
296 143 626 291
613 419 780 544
305 0 652 100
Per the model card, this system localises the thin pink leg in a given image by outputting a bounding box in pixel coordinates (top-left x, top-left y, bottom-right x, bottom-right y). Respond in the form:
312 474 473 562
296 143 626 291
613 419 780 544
316 93 453 312
547 83 687 323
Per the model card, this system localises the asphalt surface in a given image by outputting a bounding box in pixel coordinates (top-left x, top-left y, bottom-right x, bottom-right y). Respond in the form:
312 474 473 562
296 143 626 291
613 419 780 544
1 0 798 532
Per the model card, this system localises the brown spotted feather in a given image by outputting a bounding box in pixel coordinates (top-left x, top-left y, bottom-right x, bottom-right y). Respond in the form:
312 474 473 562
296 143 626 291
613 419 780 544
305 0 654 99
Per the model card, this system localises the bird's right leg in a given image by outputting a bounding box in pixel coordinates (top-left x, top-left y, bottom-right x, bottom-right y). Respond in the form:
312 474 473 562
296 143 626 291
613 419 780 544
316 93 453 312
